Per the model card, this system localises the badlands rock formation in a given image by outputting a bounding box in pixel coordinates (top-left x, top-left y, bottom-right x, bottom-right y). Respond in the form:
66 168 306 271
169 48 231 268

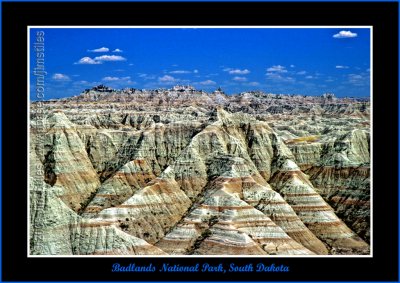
29 85 370 255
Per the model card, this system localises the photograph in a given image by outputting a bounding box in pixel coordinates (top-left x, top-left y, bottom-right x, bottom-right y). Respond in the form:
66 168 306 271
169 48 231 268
29 26 371 257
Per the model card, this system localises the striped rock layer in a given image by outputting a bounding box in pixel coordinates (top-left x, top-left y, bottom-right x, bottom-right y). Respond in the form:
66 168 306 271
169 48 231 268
30 94 370 255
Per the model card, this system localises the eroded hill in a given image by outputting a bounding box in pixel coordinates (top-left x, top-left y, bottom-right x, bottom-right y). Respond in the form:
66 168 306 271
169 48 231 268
29 86 370 255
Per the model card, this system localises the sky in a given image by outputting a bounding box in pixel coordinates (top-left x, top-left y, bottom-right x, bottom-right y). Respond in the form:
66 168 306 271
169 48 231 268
29 27 371 100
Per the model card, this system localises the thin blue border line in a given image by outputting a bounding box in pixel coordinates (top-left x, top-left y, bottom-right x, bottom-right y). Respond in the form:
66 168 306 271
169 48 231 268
397 3 400 283
0 0 3 281
1 0 384 1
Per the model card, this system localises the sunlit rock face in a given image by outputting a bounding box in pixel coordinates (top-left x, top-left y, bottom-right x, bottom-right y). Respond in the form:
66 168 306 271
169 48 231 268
29 86 370 255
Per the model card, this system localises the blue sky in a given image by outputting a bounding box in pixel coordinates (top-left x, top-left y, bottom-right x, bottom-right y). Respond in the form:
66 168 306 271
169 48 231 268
29 28 370 99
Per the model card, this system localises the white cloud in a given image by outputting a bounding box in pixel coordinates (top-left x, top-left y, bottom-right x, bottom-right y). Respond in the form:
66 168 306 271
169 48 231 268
348 73 367 86
102 76 135 85
348 74 363 82
228 69 250 75
232 76 247 82
193 69 199 74
94 55 126 62
333 30 358 38
336 65 349 69
52 73 70 81
350 74 363 79
296 71 307 75
207 73 219 77
138 73 156 80
290 65 295 68
266 72 295 82
266 65 287 73
102 76 131 81
247 82 260 86
198 80 216 85
75 57 101 64
305 75 313 79
129 63 134 66
265 65 294 82
102 76 119 81
73 80 90 85
112 48 123 53
159 75 178 83
170 70 191 74
88 47 109 52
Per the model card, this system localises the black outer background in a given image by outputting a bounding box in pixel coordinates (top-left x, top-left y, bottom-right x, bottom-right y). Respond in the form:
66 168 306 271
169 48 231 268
1 2 398 282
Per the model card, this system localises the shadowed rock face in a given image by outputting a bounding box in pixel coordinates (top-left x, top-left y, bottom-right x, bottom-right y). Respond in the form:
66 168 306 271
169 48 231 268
29 86 370 255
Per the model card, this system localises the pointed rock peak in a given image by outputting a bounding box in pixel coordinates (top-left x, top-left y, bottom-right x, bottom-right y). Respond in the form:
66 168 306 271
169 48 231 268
349 128 368 139
216 106 230 119
159 165 175 179
50 110 67 118
281 159 300 171
47 111 74 129
216 107 237 127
